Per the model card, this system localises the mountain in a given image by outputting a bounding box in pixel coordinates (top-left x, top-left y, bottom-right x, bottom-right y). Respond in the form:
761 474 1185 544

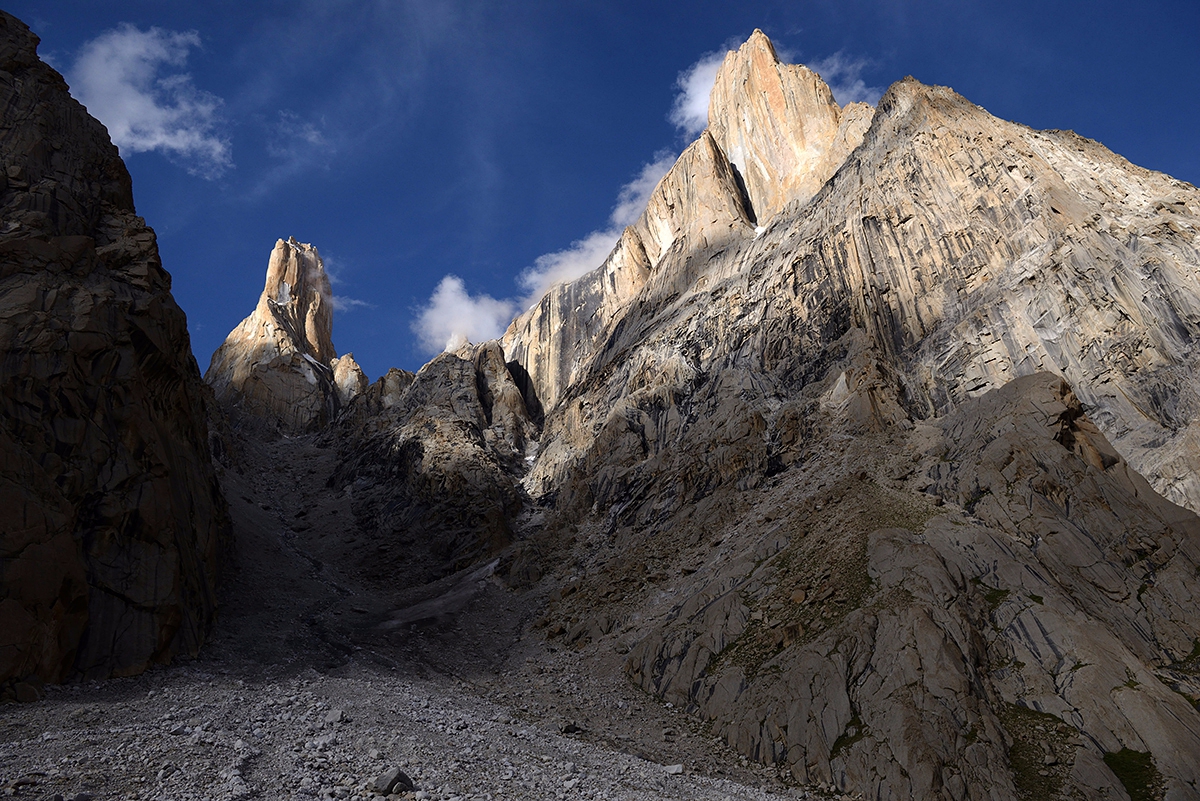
495 30 1200 801
204 27 1200 801
0 11 227 693
205 237 368 432
7 9 1200 800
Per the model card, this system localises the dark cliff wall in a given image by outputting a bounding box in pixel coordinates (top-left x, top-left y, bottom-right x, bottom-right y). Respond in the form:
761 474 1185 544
0 11 228 690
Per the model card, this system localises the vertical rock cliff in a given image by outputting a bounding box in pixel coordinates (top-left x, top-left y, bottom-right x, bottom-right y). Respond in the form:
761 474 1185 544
0 12 228 689
495 29 1200 801
205 238 367 432
706 29 874 222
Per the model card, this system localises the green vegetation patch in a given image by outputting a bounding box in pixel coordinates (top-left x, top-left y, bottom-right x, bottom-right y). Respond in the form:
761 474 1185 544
1174 639 1200 672
1000 704 1077 801
1102 749 1163 801
830 712 866 759
970 576 1011 610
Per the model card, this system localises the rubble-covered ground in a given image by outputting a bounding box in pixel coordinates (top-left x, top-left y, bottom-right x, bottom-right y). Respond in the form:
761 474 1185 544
0 435 836 801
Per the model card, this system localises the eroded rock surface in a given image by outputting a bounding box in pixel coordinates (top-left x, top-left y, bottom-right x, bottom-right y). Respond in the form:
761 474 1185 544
0 12 227 689
707 29 873 223
205 238 366 432
493 28 1200 801
329 342 536 587
613 375 1200 800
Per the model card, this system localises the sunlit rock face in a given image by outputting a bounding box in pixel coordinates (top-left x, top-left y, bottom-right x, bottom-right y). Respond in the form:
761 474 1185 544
495 28 1200 801
706 28 874 223
0 11 228 689
501 30 878 416
205 238 366 432
506 37 1200 518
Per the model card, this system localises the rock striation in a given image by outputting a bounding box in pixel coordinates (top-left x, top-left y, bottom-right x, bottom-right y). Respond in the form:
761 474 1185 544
495 28 1200 801
205 238 367 432
0 12 228 690
706 29 874 223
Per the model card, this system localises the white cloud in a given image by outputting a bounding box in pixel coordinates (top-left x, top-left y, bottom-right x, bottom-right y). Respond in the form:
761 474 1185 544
412 276 519 354
807 52 885 106
68 24 231 178
412 154 677 355
668 51 726 136
517 153 675 302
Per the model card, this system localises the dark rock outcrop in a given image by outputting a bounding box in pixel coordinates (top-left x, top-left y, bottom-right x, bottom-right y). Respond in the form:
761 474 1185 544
0 12 228 689
329 342 535 587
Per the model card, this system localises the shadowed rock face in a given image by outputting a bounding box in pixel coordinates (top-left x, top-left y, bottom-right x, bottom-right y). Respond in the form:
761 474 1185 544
329 341 535 587
0 12 228 689
621 375 1200 800
205 238 367 432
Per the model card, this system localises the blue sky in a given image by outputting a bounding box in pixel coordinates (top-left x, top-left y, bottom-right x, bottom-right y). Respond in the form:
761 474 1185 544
13 1 1200 378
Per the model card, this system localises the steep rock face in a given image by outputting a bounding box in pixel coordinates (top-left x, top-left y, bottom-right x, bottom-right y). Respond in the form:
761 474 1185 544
510 64 1200 517
497 29 1200 801
502 30 873 437
503 128 757 413
206 238 365 432
0 12 228 689
798 78 1200 512
330 342 534 586
618 375 1200 800
707 29 873 222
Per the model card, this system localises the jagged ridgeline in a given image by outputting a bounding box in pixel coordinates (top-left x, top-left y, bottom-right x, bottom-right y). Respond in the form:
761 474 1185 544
503 30 1200 800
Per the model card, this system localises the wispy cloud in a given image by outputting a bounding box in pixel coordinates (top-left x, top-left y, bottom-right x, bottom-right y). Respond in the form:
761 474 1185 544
332 295 375 312
412 154 677 355
268 110 330 158
807 52 885 106
668 51 726 136
412 276 519 353
68 24 231 178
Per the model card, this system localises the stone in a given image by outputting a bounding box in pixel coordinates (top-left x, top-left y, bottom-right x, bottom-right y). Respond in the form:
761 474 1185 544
370 768 413 796
329 342 534 588
492 28 1200 801
0 10 228 687
664 764 684 775
707 29 872 223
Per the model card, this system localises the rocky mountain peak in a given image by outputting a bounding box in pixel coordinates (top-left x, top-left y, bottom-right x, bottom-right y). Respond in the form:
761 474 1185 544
259 237 335 363
706 29 873 222
205 238 363 431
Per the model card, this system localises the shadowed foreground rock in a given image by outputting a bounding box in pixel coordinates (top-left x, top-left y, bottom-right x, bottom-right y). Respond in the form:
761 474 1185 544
0 11 227 690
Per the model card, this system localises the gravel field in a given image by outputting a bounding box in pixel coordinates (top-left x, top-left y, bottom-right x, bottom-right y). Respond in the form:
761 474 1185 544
1 436 843 801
